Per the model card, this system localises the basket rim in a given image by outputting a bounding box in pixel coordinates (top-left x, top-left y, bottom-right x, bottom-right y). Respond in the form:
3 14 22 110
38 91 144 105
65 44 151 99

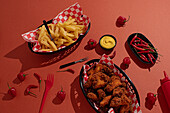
28 20 91 55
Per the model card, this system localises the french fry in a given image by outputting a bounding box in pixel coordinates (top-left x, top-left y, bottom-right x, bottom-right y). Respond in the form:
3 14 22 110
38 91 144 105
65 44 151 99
41 49 52 51
74 29 79 39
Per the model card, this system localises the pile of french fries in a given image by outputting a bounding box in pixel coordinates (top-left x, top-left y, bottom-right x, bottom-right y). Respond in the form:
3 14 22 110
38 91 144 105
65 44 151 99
37 16 85 51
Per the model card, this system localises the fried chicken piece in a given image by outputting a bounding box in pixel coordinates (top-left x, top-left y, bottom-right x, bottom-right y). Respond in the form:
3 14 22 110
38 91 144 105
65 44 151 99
100 95 112 107
84 72 110 89
121 94 132 105
95 64 115 76
87 68 95 76
110 94 132 108
122 82 127 88
102 64 115 76
110 97 122 107
120 104 133 113
87 64 104 76
97 89 106 100
83 73 95 88
87 92 98 101
92 72 110 89
95 64 104 72
105 79 122 92
112 87 128 97
110 75 120 81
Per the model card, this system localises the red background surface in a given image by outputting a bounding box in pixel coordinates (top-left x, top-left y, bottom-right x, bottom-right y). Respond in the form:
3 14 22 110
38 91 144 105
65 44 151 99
0 0 170 113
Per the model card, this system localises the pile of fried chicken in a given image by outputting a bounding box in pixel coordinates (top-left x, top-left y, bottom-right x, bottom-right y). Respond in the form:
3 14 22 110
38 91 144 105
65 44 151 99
84 64 133 113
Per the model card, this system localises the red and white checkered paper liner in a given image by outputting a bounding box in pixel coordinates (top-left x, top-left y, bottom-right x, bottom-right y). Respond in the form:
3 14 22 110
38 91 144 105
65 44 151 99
21 2 90 53
83 54 142 113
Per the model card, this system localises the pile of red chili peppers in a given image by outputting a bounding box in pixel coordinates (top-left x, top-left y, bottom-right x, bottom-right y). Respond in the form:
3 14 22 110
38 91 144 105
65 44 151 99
130 34 156 64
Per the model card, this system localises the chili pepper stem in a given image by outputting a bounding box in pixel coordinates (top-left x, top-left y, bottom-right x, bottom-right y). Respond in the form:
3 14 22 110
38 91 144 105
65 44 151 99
39 80 41 92
124 16 130 22
61 86 63 92
23 74 28 77
29 91 37 97
7 83 11 89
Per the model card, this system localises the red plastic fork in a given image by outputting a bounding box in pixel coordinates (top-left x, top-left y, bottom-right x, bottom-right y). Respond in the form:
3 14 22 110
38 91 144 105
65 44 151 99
39 74 54 113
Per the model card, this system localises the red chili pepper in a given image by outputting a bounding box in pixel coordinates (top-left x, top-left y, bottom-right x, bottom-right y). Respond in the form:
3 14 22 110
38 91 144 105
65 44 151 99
57 69 75 74
34 73 42 91
122 57 131 69
147 54 154 64
25 85 38 97
146 92 157 105
139 54 149 62
136 43 149 48
133 39 141 43
57 87 66 101
109 51 116 59
7 83 16 97
123 57 131 65
130 34 138 45
17 72 28 82
87 39 97 49
137 50 156 54
138 45 155 53
136 37 148 45
131 44 146 51
149 54 156 60
116 16 130 27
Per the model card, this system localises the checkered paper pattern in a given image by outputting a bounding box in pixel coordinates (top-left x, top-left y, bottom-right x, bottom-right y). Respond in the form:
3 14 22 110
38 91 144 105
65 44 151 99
21 2 90 53
83 54 142 113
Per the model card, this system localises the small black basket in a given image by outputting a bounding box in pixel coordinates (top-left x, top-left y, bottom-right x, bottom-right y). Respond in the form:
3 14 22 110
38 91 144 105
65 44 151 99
28 19 91 55
79 59 140 113
127 33 158 64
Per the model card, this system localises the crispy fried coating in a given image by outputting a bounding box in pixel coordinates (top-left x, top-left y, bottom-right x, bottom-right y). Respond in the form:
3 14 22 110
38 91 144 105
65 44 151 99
83 73 95 88
87 92 98 101
100 95 112 107
87 67 95 76
122 82 127 88
95 64 115 76
92 72 110 89
87 64 115 76
112 87 128 97
84 72 110 89
110 97 122 107
110 94 132 108
110 75 120 81
105 79 122 92
120 104 133 113
121 94 132 105
97 89 106 100
85 72 110 88
87 64 104 76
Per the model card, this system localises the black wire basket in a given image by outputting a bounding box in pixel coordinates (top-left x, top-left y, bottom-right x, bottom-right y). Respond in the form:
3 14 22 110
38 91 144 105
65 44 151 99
79 59 140 113
28 19 91 55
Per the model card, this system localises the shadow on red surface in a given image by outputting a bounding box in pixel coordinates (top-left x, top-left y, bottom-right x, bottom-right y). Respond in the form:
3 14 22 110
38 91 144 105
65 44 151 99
125 41 154 70
1 93 15 101
70 76 96 113
95 43 113 56
157 86 170 113
4 41 81 72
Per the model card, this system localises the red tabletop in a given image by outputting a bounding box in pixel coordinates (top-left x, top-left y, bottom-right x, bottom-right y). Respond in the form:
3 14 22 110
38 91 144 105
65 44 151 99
0 0 170 113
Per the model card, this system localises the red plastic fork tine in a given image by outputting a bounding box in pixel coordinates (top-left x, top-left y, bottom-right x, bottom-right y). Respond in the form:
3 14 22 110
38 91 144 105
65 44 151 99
51 74 54 84
47 74 50 81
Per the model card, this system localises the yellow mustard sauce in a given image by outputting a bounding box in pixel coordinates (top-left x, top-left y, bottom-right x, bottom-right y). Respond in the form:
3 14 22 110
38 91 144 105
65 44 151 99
100 36 116 49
